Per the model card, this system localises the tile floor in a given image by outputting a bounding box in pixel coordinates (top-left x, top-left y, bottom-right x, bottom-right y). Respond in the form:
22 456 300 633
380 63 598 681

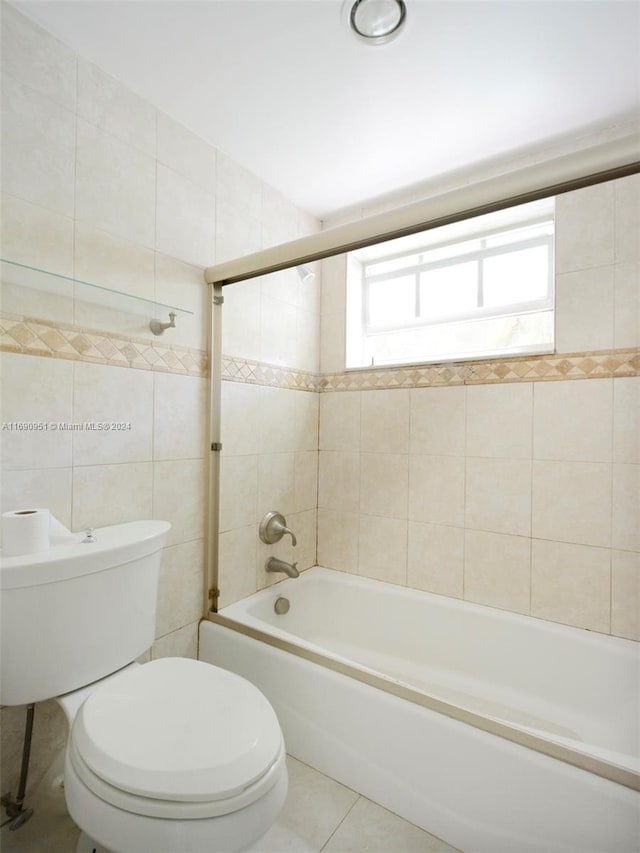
0 755 458 853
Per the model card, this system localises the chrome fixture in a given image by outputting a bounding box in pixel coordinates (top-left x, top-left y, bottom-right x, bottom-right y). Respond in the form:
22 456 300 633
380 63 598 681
149 312 176 336
274 596 290 615
82 528 96 543
296 264 315 283
259 511 297 547
345 0 407 45
265 557 299 578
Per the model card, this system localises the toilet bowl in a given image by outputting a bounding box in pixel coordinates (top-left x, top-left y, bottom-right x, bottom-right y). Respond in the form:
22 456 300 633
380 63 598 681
58 657 288 853
0 520 288 853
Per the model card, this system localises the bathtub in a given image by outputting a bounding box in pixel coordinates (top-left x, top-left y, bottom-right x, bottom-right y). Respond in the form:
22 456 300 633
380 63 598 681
199 567 639 853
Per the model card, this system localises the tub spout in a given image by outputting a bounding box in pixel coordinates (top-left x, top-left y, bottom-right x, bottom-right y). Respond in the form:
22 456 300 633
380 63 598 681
265 557 299 578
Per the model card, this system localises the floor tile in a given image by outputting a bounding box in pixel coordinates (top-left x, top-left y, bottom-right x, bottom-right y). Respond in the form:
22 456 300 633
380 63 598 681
248 756 359 853
321 796 459 853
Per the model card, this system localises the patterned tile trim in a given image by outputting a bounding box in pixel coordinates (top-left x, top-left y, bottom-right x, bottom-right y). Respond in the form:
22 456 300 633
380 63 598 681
0 313 208 377
320 348 640 391
222 355 318 392
2 312 637 390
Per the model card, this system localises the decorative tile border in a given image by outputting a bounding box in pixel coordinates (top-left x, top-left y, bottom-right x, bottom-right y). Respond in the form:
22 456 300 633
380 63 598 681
2 311 637 390
222 355 318 392
320 349 640 392
0 312 208 377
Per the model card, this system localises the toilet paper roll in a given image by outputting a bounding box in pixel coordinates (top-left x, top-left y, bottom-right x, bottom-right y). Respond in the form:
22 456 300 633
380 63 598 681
2 508 51 557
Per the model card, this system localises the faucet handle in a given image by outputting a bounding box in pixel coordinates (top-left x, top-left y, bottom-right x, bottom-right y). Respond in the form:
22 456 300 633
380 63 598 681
259 511 297 547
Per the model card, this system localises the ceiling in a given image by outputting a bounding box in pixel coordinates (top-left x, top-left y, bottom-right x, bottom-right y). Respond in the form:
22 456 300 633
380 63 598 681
12 0 640 218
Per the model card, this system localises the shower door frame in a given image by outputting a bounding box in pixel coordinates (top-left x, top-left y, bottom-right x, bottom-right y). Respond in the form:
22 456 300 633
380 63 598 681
204 133 640 615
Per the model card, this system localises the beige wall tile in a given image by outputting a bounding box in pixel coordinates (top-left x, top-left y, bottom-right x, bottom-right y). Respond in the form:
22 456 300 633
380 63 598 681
615 173 640 263
407 521 464 598
262 267 299 308
152 458 207 546
358 515 407 586
531 539 610 632
320 312 346 374
360 453 408 519
612 464 639 552
215 199 262 265
73 362 154 465
408 455 465 527
77 58 156 157
218 525 258 608
1 193 73 278
76 118 155 248
260 294 297 366
614 261 640 349
555 266 615 353
259 386 298 453
294 451 318 512
219 455 258 531
157 111 215 192
317 509 358 572
465 457 532 537
153 373 207 461
295 390 320 452
1 3 76 110
288 508 317 571
296 306 320 374
611 550 640 640
613 378 640 464
555 182 614 273
156 539 205 637
466 382 532 459
533 379 613 463
74 222 155 302
532 460 612 548
221 279 262 360
258 451 295 519
361 389 410 453
261 184 299 246
321 255 347 316
464 530 530 614
156 164 215 267
0 467 72 529
72 461 153 531
1 353 73 470
215 152 261 219
318 451 360 512
152 621 198 659
410 386 466 456
221 381 262 456
2 75 75 216
319 391 360 451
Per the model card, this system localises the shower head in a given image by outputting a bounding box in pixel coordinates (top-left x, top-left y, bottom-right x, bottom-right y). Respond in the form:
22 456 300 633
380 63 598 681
296 264 315 283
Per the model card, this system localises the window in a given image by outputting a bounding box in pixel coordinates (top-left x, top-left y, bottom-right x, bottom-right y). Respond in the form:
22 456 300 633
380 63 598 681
346 198 555 368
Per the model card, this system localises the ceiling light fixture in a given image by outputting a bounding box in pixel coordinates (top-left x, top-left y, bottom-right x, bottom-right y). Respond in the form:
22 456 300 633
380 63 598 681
346 0 407 45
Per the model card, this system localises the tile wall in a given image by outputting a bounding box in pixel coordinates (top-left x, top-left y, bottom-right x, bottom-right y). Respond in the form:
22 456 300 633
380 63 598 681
318 175 639 642
0 2 320 802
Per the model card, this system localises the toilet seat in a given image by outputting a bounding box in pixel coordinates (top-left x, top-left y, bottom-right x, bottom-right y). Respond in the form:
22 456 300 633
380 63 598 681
69 657 285 819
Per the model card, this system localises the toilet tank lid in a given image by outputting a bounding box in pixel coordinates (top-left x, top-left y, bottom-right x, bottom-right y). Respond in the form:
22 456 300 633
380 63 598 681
71 657 283 803
0 520 171 589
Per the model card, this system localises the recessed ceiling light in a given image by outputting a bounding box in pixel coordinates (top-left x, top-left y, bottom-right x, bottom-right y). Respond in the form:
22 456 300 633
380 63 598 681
346 0 407 45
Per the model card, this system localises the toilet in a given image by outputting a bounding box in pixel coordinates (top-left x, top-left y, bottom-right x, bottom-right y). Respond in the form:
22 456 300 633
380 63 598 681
0 520 287 853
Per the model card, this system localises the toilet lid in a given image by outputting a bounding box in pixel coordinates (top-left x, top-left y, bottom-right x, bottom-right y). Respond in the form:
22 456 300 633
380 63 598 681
71 658 283 803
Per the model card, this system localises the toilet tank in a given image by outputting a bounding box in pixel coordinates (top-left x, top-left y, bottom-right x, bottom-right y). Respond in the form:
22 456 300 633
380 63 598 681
0 520 170 706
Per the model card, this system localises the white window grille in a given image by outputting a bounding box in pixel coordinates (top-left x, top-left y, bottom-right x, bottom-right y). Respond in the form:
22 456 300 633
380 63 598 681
346 198 555 368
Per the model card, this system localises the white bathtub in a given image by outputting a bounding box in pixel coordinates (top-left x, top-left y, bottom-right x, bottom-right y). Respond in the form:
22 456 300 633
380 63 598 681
199 567 639 853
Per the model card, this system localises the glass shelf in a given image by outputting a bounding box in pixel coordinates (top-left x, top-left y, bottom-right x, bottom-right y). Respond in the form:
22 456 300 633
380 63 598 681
0 258 194 325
